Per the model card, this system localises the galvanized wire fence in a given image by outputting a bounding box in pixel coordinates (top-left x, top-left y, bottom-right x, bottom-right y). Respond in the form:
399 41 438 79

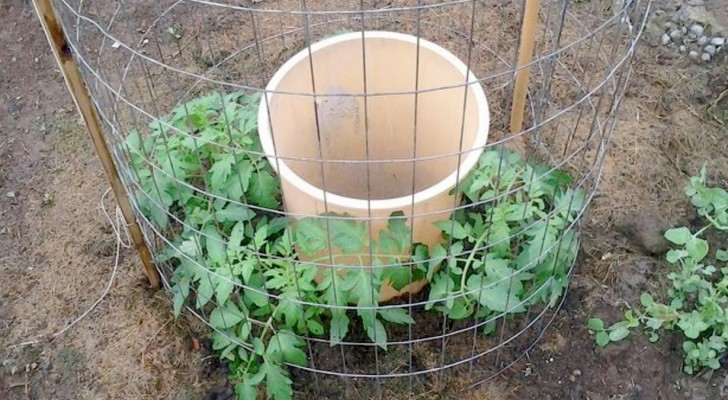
45 0 649 397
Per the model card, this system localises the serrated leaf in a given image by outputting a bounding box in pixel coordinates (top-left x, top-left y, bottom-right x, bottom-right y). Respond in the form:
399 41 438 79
203 225 226 265
263 361 293 400
664 227 692 245
379 307 415 325
426 272 455 310
328 216 367 253
361 317 387 350
214 270 236 305
466 275 525 313
248 169 280 209
227 161 253 202
215 203 255 223
435 220 469 240
330 310 349 345
427 244 447 281
382 266 412 291
267 331 307 366
210 304 244 329
587 318 604 331
172 285 186 317
234 382 258 400
208 153 235 190
387 211 411 251
196 276 214 308
294 218 328 256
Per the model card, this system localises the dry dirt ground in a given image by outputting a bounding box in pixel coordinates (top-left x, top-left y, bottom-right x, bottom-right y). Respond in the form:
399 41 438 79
2 0 728 399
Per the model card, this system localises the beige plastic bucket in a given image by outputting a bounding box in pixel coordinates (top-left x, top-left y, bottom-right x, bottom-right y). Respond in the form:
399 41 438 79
258 31 489 302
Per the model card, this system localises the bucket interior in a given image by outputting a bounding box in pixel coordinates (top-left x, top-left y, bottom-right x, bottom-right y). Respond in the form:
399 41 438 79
264 34 484 201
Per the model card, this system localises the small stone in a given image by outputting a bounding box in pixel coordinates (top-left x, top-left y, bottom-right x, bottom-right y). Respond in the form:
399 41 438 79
573 369 582 376
34 57 38 63
5 191 15 198
702 52 711 61
11 56 16 62
689 23 704 37
617 210 671 255
698 35 709 45
689 50 699 59
681 26 688 34
569 375 576 382
669 29 682 40
680 45 687 52
111 41 120 49
688 33 697 40
704 45 717 55
710 37 726 46
661 33 671 45
664 21 678 30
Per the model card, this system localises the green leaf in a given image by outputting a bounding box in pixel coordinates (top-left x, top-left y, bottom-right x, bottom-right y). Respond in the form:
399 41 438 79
587 318 604 331
666 249 687 264
717 249 728 262
640 293 654 307
172 285 186 317
196 276 214 308
678 311 710 339
382 266 412 291
227 161 253 202
267 331 307 366
330 310 349 345
596 331 610 347
214 203 255 223
466 276 525 313
686 237 709 262
362 317 387 350
263 361 293 400
328 216 367 253
234 382 258 400
214 270 236 305
426 272 455 310
379 308 415 325
295 218 328 256
435 220 469 240
427 244 447 281
208 153 235 190
608 326 630 342
307 320 324 336
248 170 280 209
203 225 226 265
210 304 244 329
664 227 692 245
387 211 411 250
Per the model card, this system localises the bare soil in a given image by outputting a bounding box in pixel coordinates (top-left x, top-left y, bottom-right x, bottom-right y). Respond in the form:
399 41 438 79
2 0 728 399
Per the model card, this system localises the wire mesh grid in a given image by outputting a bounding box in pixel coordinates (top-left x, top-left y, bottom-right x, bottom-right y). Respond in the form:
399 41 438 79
49 0 650 397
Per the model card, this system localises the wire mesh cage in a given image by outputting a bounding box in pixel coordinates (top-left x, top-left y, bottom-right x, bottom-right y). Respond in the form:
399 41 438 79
38 0 650 397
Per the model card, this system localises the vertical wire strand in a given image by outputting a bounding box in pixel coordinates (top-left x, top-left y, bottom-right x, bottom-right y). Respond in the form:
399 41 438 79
406 3 424 396
357 2 383 397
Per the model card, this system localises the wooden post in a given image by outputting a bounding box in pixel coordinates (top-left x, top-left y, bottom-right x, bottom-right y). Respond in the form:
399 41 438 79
509 0 541 135
32 0 161 289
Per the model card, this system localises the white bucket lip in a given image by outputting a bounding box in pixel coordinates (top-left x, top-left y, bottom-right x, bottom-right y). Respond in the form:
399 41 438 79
257 30 490 212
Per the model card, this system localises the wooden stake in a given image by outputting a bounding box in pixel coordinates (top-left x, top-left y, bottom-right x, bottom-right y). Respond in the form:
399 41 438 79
32 0 161 289
509 0 541 135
